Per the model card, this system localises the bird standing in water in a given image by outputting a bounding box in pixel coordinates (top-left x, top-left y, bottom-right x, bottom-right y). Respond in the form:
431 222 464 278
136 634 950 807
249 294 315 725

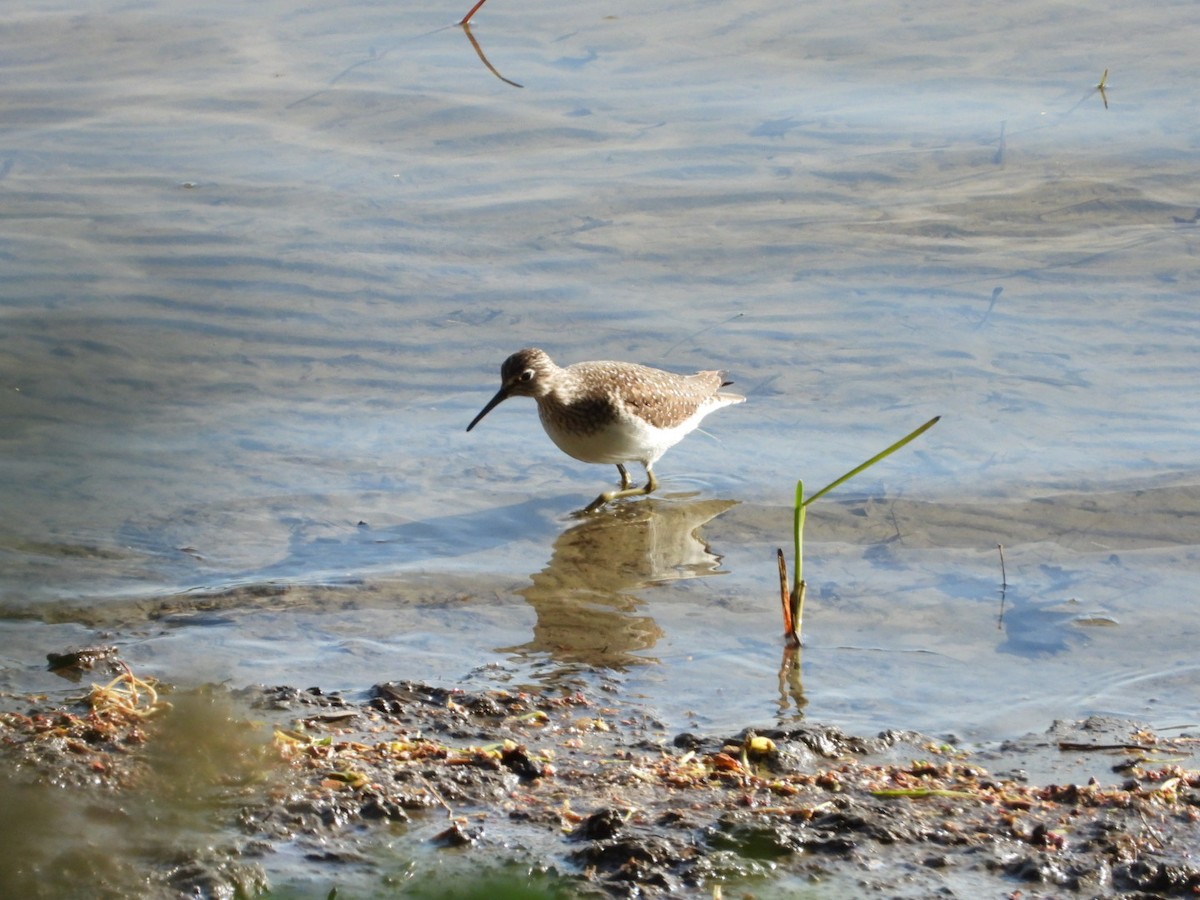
466 348 744 512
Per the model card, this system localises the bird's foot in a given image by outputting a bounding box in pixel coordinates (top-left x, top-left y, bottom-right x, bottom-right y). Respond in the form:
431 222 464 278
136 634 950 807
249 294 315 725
582 478 658 514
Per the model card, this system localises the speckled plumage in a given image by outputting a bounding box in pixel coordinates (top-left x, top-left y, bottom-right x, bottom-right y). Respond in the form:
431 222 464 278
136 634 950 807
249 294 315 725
467 348 744 512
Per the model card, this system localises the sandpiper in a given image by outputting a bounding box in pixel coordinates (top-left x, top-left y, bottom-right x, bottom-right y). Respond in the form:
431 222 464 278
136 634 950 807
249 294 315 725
466 348 744 512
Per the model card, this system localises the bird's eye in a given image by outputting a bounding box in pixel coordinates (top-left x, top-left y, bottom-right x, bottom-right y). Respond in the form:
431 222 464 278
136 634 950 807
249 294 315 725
520 369 535 382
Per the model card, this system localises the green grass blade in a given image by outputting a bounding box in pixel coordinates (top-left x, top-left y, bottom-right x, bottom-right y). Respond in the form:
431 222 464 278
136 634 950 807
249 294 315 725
800 416 940 509
793 479 804 588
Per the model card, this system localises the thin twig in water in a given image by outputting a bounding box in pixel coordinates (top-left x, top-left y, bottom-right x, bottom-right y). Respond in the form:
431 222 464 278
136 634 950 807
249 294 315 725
664 312 744 357
458 0 491 26
1059 741 1157 753
419 774 456 816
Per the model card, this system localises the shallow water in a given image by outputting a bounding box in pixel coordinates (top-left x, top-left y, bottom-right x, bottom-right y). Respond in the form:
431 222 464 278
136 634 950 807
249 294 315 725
2 0 1198 780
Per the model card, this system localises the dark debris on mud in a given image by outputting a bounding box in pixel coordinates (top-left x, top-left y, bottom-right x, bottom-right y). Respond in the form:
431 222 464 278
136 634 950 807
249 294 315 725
3 670 1200 898
243 681 1200 897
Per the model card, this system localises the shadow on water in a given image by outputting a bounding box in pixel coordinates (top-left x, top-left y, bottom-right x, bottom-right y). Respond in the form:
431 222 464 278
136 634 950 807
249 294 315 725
98 495 571 600
258 496 567 580
14 495 742 645
991 560 1120 658
994 589 1094 657
169 492 737 592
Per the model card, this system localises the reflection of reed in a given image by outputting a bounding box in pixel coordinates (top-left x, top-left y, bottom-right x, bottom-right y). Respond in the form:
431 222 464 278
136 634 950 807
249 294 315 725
777 645 806 719
460 23 523 88
504 499 737 669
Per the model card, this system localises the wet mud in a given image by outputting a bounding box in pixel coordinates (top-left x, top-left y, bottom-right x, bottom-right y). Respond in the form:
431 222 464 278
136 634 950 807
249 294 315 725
2 659 1199 898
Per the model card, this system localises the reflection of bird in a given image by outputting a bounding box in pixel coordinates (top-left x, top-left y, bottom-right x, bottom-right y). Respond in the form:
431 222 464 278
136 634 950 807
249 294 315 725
512 498 739 667
467 348 744 512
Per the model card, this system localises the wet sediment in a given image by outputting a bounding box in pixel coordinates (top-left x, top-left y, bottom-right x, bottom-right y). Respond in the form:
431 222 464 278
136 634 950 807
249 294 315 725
2 665 1199 898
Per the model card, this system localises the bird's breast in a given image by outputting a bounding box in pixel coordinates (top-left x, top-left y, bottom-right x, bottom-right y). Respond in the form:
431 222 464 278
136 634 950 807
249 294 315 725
536 400 651 464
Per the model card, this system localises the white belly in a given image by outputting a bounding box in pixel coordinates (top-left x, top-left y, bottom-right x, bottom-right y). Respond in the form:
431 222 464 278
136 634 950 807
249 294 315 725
539 404 713 467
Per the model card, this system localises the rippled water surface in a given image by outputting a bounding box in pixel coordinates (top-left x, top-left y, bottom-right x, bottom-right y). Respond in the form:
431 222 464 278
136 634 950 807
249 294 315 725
3 0 1199 757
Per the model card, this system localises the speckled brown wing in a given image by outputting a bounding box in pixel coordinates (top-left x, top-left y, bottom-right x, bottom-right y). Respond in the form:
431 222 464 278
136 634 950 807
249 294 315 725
616 365 728 430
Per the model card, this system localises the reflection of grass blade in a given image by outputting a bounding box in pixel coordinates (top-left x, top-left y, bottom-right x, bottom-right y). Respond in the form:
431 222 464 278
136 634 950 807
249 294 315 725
801 416 941 511
461 23 524 88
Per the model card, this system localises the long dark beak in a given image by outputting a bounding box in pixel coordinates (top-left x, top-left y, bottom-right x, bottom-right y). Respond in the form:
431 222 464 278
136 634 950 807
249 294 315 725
466 387 509 432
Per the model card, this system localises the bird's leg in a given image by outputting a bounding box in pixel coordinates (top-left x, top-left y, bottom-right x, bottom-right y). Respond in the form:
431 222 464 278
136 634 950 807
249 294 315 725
641 465 658 496
583 464 659 513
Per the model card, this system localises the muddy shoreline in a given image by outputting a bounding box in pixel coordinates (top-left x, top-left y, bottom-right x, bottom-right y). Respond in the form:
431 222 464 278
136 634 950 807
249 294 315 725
3 658 1199 898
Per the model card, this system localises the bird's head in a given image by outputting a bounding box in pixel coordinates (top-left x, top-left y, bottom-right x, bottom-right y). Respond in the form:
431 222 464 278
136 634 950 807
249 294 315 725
466 348 556 431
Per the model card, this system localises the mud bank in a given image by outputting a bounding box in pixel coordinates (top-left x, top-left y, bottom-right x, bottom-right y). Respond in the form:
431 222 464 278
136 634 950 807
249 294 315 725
2 660 1199 898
